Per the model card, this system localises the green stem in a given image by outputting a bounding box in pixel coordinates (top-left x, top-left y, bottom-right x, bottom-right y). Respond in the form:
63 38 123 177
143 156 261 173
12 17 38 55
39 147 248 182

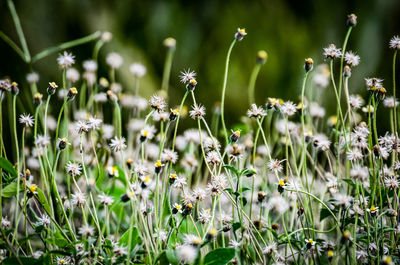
220 39 237 145
7 0 31 62
161 48 175 98
248 64 262 106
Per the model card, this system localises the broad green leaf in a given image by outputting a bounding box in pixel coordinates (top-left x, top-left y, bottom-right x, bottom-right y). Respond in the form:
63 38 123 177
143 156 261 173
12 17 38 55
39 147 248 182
1 182 21 197
204 248 235 265
119 226 142 252
0 157 17 177
155 250 179 265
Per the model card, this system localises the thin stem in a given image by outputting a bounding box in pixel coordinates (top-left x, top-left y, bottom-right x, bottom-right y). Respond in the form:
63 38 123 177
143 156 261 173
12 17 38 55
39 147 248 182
220 39 237 145
248 64 262 106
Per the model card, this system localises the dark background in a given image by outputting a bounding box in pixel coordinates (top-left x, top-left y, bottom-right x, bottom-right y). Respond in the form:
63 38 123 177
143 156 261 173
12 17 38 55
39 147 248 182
1 0 399 135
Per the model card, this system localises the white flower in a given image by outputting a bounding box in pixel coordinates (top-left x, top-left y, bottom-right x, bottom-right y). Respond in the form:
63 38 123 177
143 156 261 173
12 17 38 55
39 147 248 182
71 192 86 207
280 101 297 116
247 104 266 118
177 245 197 264
206 151 221 165
384 176 400 190
66 68 80 82
172 176 187 189
323 44 342 59
35 135 50 147
57 51 75 68
179 69 197 84
153 229 167 241
346 148 363 161
36 215 50 227
390 36 400 50
98 194 114 206
230 239 242 248
161 149 178 164
189 104 206 119
109 137 127 152
88 116 102 130
344 51 360 67
106 52 123 69
267 195 289 214
262 242 277 255
267 159 284 174
78 224 95 237
349 94 364 109
101 31 112 42
83 60 98 72
19 113 34 127
26 72 39 84
183 234 202 246
75 120 89 134
383 96 399 108
198 209 211 224
129 63 147 77
56 256 72 265
149 94 166 112
65 161 82 177
309 102 325 118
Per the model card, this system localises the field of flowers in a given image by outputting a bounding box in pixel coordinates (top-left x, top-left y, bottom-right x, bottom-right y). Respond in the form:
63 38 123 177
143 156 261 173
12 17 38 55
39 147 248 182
0 2 400 264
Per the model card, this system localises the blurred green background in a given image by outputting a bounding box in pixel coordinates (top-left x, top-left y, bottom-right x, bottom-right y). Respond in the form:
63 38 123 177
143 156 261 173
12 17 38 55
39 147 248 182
1 0 400 133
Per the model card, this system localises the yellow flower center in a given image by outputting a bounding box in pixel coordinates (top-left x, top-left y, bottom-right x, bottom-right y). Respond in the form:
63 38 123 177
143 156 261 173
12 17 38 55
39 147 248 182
328 250 333 257
308 239 314 244
175 205 182 210
172 108 179 115
144 175 151 183
156 160 162 167
279 180 285 186
370 206 376 212
69 87 78 95
142 130 148 137
29 184 37 193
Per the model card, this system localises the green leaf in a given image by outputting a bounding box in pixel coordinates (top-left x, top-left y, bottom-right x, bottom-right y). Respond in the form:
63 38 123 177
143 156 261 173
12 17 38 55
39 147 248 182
31 31 101 63
119 226 142 252
204 248 235 265
2 256 49 265
223 165 239 176
1 182 20 197
342 178 356 189
0 157 17 177
35 187 52 215
320 208 334 222
155 250 179 265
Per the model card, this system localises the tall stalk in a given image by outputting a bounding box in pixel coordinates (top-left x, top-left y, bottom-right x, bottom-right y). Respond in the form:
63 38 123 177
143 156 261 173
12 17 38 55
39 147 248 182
220 39 237 145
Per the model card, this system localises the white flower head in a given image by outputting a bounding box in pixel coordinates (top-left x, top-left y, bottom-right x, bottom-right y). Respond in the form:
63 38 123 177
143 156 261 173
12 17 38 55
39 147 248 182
129 63 147 77
57 51 75 68
19 113 34 127
106 52 123 69
109 137 127 152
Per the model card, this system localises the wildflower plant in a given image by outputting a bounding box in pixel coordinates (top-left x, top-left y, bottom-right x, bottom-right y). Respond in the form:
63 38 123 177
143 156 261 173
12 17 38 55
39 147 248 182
0 5 400 265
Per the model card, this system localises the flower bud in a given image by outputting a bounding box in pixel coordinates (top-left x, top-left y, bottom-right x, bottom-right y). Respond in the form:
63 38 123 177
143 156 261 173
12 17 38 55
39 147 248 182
67 87 78 101
47 82 58 95
304 58 314 72
235 28 247 41
347 14 357 27
11 82 19 95
34 93 43 105
256 50 268 65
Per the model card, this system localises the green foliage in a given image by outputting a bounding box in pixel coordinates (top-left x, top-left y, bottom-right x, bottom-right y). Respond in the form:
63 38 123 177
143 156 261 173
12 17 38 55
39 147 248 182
203 248 235 265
